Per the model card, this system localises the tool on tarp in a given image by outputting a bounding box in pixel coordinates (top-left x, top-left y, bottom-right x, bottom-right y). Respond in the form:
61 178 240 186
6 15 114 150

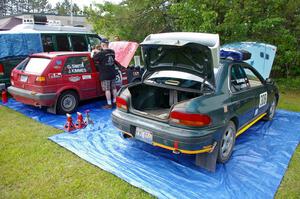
75 112 86 129
84 110 94 125
2 89 8 104
64 113 76 132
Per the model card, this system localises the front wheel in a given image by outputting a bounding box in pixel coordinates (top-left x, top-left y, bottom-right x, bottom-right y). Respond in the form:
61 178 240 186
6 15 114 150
217 121 236 163
56 91 79 114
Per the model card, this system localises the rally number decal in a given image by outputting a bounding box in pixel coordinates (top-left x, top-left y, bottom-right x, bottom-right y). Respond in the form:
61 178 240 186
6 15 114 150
259 92 268 108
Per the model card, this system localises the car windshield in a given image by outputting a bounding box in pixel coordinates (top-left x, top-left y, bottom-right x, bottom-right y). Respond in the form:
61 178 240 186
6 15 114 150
142 43 212 74
145 70 214 91
24 57 51 74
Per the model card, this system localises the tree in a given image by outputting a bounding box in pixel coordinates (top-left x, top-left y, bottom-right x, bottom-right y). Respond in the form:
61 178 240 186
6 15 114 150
85 0 300 77
55 0 82 15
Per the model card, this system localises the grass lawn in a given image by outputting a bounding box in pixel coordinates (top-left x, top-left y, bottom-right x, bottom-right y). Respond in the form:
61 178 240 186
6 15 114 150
0 79 299 198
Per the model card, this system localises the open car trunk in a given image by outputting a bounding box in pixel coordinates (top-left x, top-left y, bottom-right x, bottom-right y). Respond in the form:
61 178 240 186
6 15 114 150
128 83 202 120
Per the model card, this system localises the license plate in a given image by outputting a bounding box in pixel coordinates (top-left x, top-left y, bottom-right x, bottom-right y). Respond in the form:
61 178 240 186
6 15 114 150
20 75 28 82
135 127 153 144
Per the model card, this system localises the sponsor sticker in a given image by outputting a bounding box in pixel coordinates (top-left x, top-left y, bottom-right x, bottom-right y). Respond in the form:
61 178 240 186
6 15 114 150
259 92 268 108
69 76 81 82
224 105 228 113
66 63 87 74
254 108 258 116
48 73 62 79
56 60 62 65
82 75 92 80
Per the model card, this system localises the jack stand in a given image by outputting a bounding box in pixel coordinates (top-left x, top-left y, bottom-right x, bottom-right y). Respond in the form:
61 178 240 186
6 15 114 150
75 112 87 129
64 113 76 132
84 110 94 126
195 142 218 172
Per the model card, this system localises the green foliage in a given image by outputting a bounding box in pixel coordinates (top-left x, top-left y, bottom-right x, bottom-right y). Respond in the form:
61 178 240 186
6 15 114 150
55 0 81 15
85 0 300 77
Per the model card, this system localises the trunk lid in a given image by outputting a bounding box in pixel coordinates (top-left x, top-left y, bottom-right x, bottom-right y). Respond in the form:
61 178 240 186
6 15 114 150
109 41 139 68
221 42 277 79
141 32 220 86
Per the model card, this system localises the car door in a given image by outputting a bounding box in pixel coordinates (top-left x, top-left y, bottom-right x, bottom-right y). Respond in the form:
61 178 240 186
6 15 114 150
230 64 257 127
61 55 98 100
242 66 268 117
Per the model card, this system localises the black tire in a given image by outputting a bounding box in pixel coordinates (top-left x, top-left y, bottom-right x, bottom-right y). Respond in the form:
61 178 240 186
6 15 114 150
56 90 79 114
264 98 277 121
217 121 236 163
122 132 132 139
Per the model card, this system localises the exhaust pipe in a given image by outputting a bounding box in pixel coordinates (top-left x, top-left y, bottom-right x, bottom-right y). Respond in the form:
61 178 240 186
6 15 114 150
34 102 42 108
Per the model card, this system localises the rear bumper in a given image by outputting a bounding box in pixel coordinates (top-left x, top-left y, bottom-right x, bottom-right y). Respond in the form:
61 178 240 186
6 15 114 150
112 109 226 154
7 86 56 107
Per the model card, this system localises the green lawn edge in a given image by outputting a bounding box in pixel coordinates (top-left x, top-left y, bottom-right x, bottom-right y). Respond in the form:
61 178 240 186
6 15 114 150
0 79 299 198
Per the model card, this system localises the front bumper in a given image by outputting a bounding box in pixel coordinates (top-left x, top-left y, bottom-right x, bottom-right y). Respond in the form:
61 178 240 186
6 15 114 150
112 110 226 154
7 86 56 107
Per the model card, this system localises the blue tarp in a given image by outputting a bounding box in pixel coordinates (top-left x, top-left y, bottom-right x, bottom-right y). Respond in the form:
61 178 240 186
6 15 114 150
0 33 43 59
1 99 300 198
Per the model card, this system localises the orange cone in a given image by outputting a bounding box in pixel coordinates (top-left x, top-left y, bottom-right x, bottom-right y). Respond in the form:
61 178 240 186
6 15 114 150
64 113 76 132
75 112 86 129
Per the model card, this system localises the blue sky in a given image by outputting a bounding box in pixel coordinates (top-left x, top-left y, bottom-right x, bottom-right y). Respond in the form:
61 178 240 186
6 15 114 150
48 0 122 8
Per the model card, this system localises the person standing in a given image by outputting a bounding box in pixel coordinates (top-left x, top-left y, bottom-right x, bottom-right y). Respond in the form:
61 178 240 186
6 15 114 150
93 38 117 109
91 44 102 58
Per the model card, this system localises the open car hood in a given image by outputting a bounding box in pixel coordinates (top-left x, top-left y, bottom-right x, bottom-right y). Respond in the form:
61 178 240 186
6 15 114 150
141 32 220 86
109 41 139 68
221 42 277 79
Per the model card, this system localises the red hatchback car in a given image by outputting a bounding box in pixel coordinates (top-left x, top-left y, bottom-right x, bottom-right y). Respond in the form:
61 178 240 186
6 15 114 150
8 42 139 114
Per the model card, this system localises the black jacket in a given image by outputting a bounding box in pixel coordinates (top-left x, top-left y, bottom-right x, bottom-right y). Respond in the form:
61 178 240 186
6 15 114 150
93 49 117 80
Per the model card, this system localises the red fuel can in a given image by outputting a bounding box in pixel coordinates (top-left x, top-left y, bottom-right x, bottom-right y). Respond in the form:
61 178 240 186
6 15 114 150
2 90 7 104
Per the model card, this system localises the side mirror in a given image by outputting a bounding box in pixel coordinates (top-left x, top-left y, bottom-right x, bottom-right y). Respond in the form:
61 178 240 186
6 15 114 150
265 78 274 84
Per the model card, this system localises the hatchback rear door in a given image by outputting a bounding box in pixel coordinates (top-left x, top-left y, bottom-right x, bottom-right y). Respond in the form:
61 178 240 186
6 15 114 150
12 56 52 92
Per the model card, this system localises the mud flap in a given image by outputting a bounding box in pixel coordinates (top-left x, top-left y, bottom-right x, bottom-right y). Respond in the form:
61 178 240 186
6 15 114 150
47 98 57 114
195 142 219 172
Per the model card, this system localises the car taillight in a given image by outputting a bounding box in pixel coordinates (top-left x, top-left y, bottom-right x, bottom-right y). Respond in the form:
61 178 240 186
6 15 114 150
0 64 4 75
35 76 46 82
116 96 128 111
169 111 211 127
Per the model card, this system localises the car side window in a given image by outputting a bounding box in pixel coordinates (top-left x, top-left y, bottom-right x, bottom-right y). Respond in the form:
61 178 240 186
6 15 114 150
88 35 101 48
243 68 263 88
70 35 88 51
41 35 55 52
56 35 71 51
230 64 250 92
62 56 92 74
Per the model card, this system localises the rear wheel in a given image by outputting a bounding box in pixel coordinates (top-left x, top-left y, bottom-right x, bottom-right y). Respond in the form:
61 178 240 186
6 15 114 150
217 121 236 163
264 98 277 121
56 90 79 114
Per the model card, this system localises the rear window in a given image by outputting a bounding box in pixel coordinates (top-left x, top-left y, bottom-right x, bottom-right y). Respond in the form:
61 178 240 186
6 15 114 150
24 58 51 74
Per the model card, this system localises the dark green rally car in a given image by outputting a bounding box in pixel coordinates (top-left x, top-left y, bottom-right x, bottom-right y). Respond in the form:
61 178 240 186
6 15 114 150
112 32 278 171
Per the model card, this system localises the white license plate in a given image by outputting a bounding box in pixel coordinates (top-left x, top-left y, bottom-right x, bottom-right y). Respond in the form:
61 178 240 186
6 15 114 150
20 75 28 82
135 127 153 144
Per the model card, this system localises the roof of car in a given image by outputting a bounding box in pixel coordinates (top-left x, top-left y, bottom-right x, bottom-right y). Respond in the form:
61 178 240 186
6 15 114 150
141 32 219 48
7 23 92 34
31 51 90 58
